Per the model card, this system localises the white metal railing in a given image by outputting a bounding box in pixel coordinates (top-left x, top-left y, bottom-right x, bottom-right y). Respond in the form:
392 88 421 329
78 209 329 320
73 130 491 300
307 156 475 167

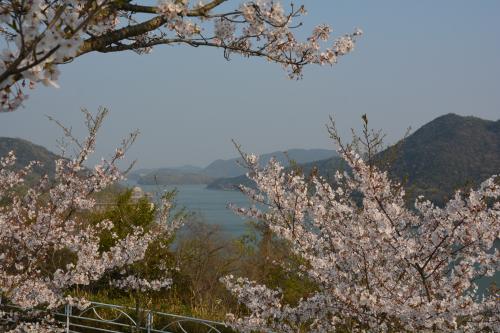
1 300 229 333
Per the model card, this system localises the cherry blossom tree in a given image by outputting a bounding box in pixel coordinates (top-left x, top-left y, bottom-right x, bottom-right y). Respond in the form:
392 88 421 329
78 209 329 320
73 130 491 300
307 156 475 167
0 108 183 331
223 118 499 332
0 0 362 111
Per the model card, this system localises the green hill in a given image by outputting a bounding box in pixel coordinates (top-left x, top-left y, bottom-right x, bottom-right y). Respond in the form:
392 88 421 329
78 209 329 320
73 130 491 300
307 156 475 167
207 114 500 205
0 137 58 180
384 113 500 204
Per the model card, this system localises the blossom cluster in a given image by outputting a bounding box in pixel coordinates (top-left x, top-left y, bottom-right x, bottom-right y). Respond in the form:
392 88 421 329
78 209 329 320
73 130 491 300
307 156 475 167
2 315 63 333
110 275 173 293
1 0 361 111
224 147 499 332
0 109 182 330
0 0 119 111
208 1 362 78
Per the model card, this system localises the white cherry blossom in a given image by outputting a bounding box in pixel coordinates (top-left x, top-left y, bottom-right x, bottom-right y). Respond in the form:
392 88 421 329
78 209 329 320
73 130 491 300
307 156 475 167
0 1 361 111
0 108 183 330
224 130 499 332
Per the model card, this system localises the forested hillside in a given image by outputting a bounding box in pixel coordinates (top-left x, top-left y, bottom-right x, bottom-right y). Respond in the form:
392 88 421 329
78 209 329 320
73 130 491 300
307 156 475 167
385 113 500 204
208 114 500 205
0 137 58 180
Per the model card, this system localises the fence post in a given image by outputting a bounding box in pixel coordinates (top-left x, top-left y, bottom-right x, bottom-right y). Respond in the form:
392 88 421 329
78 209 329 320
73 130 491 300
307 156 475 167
65 303 72 333
146 311 152 333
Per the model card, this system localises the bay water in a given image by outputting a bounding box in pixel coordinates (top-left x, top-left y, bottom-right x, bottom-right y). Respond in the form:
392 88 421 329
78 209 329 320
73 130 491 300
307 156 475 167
127 183 253 237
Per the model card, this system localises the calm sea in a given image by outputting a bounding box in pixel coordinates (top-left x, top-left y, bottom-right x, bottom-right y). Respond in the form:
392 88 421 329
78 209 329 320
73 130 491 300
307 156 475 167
126 183 253 236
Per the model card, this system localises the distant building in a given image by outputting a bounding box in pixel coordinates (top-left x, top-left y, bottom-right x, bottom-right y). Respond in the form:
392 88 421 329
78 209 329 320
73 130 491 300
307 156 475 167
94 186 153 211
131 186 145 202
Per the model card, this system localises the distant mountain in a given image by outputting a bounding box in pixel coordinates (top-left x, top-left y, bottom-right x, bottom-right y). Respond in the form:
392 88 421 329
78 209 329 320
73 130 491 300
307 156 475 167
0 137 59 180
207 114 500 205
203 148 337 178
202 159 246 179
128 165 204 182
136 168 214 185
130 148 337 185
174 165 204 173
127 168 154 181
206 156 346 191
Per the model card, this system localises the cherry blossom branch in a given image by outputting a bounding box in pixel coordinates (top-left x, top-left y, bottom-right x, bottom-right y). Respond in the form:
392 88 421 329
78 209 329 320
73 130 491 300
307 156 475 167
1 0 362 111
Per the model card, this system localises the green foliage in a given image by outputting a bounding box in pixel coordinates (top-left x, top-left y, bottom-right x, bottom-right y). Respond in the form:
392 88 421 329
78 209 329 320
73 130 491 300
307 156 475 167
90 190 157 251
83 190 318 323
82 189 176 302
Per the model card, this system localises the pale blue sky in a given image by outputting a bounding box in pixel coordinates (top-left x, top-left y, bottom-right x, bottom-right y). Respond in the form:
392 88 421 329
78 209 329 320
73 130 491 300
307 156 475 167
0 0 499 168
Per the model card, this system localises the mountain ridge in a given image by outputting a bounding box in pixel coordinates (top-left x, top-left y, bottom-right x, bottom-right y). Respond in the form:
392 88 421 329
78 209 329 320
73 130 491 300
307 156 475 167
3 113 498 203
202 148 338 178
0 137 59 180
130 148 338 185
207 113 500 205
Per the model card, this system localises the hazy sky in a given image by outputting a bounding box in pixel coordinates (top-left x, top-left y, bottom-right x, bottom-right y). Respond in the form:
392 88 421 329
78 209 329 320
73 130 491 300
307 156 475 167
1 0 499 169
